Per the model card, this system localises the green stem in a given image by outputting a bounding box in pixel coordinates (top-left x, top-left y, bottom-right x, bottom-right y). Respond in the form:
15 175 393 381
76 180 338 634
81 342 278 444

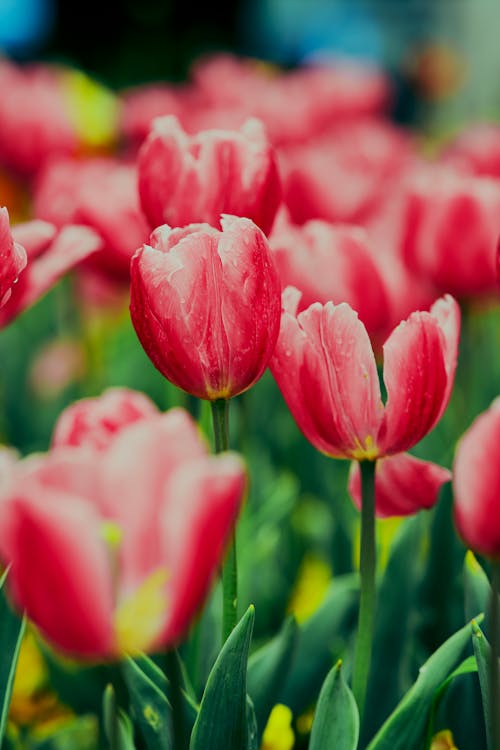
166 650 186 750
210 398 238 643
490 563 500 750
352 459 377 722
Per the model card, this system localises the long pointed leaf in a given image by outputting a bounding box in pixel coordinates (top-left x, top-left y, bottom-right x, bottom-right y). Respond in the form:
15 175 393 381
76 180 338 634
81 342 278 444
190 605 254 750
0 569 26 744
309 660 359 750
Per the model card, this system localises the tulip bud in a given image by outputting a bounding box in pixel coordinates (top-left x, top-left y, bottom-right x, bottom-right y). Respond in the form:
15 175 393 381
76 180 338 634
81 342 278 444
130 216 281 400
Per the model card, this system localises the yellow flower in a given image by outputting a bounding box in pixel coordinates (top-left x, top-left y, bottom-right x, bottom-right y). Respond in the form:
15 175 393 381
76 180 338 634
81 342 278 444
261 704 295 750
430 729 458 749
287 554 332 623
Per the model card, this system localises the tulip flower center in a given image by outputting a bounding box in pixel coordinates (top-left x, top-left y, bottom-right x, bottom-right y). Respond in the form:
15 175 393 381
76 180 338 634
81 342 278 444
114 568 169 655
351 434 378 461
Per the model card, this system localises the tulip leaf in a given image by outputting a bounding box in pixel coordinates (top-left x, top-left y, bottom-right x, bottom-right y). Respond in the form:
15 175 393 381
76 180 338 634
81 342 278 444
367 619 474 750
103 683 137 750
464 551 490 623
278 573 358 715
362 515 426 741
190 605 255 750
122 658 173 750
309 660 359 750
246 695 259 750
247 615 297 736
0 569 26 745
471 620 497 750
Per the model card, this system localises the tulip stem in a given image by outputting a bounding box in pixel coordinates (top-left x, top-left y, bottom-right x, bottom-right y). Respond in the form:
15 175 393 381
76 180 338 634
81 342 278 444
490 562 500 750
210 398 238 643
352 458 377 723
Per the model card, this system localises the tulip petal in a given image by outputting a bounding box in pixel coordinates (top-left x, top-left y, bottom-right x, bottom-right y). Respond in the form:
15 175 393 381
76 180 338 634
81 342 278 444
453 398 500 558
99 409 208 585
271 295 383 459
0 224 102 326
0 491 114 658
379 305 452 455
159 453 246 644
348 453 451 518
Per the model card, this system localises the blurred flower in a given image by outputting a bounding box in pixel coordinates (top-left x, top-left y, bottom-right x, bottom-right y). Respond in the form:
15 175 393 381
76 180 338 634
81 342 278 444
138 116 282 235
0 407 245 659
287 554 332 623
0 219 102 327
271 287 459 460
440 123 500 179
52 387 159 451
29 339 85 399
270 216 390 337
280 118 415 226
400 165 500 298
34 156 149 280
349 453 451 518
0 206 27 307
130 216 281 401
9 629 73 731
430 729 458 749
453 398 500 558
261 704 295 750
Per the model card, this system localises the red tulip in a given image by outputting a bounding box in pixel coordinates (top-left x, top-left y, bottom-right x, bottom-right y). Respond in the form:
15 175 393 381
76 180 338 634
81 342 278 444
0 220 102 327
453 399 500 557
270 287 459 460
440 123 500 179
349 453 451 518
0 207 27 307
0 408 245 659
130 216 281 400
137 116 282 235
401 165 500 298
52 387 159 451
269 216 390 337
34 157 150 280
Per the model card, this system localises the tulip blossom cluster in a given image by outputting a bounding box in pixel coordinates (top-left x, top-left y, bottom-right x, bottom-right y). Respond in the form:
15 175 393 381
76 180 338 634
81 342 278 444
0 391 245 659
1 45 500 750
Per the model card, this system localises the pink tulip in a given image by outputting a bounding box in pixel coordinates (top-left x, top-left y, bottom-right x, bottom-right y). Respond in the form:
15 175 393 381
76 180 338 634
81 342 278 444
453 399 500 557
349 453 451 518
34 157 150 280
270 287 459 461
52 387 159 451
0 408 245 659
0 61 77 176
130 216 281 400
401 165 500 298
0 207 27 307
270 216 390 337
137 116 282 235
280 119 415 226
0 220 102 327
440 123 500 179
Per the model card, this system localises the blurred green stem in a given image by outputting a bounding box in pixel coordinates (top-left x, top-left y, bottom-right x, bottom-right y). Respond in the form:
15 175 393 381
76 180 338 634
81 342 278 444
352 459 377 722
490 562 500 750
165 650 186 750
210 398 238 643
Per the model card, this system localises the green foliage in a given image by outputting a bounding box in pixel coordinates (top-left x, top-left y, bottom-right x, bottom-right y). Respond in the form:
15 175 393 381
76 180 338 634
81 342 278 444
0 570 26 746
309 660 359 750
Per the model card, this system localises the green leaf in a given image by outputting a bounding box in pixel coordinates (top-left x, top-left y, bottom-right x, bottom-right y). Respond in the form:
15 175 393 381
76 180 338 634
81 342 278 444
247 616 297 736
279 573 358 715
246 696 259 750
472 620 496 750
363 515 426 740
309 660 359 750
190 605 255 750
0 569 26 744
367 619 474 750
102 683 137 750
464 551 490 622
122 658 173 750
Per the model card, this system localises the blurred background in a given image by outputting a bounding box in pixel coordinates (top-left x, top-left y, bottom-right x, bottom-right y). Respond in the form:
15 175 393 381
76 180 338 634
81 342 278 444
2 0 500 131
